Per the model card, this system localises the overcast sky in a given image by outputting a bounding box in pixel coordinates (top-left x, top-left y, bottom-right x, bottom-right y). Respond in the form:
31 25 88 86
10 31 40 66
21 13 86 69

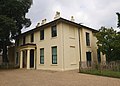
22 0 120 32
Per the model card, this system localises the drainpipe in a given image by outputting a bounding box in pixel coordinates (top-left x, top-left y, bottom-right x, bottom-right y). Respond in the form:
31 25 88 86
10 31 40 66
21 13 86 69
62 22 65 71
78 28 82 72
35 47 37 69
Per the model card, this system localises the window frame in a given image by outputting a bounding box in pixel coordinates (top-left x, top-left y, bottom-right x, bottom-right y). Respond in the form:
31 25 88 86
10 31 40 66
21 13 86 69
16 39 19 46
40 29 44 40
31 33 34 42
86 32 90 46
40 48 44 64
51 25 57 37
52 46 57 64
86 52 92 67
23 36 26 45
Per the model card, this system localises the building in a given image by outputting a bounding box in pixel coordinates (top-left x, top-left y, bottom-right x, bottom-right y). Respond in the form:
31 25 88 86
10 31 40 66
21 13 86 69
15 12 106 71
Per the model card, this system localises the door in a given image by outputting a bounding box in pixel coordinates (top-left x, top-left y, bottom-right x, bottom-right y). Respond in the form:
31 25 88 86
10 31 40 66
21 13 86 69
30 49 34 68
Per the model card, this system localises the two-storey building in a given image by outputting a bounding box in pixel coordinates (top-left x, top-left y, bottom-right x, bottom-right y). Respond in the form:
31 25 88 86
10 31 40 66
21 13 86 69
15 13 106 71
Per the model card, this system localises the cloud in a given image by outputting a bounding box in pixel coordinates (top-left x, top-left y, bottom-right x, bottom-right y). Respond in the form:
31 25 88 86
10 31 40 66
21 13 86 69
22 0 120 32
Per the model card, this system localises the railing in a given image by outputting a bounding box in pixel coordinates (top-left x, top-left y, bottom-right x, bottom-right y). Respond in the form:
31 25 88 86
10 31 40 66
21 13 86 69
79 61 120 72
0 63 19 69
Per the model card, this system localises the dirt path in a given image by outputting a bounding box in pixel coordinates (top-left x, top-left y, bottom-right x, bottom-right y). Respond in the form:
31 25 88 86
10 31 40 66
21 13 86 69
0 69 120 86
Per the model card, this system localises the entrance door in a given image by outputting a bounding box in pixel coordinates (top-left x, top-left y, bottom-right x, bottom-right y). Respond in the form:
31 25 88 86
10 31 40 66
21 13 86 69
30 49 34 68
86 52 91 67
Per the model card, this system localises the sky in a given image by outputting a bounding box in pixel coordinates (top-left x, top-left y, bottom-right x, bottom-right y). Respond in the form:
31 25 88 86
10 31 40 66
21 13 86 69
22 0 120 32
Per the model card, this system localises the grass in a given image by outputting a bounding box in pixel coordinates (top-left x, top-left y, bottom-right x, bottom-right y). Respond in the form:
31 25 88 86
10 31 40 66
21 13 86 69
80 69 120 78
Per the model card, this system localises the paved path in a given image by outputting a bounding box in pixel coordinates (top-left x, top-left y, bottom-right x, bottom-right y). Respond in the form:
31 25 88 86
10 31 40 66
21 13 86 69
0 69 120 86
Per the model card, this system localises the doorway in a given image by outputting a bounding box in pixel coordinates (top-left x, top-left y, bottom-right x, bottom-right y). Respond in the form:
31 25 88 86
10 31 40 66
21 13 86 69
30 49 34 68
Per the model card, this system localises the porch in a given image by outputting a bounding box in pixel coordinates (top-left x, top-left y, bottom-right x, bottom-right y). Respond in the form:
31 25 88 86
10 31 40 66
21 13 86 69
19 43 36 69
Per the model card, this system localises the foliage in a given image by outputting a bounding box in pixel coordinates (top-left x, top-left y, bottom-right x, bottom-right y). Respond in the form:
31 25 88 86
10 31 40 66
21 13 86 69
95 27 120 61
0 0 33 34
0 0 32 63
116 12 120 28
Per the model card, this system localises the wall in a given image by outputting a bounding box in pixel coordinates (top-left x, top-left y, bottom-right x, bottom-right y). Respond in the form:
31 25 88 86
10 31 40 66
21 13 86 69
62 23 80 70
16 20 106 71
34 22 64 71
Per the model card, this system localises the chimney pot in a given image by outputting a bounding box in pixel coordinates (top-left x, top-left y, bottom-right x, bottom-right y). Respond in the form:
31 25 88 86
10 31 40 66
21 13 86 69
71 16 75 22
54 11 60 20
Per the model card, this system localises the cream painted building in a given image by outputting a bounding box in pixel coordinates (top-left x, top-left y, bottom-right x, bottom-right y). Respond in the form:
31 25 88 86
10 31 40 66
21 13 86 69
15 14 106 71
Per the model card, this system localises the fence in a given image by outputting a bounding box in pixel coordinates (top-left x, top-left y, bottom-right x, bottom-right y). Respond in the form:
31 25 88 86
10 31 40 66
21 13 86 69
79 60 120 72
0 63 19 69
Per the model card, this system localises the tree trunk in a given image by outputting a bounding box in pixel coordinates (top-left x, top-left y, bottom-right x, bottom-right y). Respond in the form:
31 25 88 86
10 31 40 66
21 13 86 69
2 42 8 63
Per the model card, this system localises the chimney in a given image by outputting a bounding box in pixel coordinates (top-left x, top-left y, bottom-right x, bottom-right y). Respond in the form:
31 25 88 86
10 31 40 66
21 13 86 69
36 22 40 27
54 11 60 20
71 16 75 22
41 19 47 25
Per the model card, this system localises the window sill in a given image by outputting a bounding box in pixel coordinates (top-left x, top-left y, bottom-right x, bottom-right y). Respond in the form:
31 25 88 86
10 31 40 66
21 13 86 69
51 36 57 39
40 40 44 42
71 63 77 65
69 37 75 39
39 64 44 66
86 46 91 48
51 64 58 66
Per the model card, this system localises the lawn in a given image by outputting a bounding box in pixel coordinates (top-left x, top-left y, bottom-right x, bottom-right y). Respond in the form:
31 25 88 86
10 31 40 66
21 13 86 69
80 69 120 78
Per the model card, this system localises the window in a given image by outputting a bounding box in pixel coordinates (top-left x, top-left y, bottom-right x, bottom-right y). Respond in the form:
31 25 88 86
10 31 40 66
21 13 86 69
31 33 34 42
23 36 26 45
51 25 57 37
16 52 18 65
52 46 57 64
86 32 90 46
40 48 44 64
97 49 101 63
86 52 91 67
16 39 19 46
40 29 44 40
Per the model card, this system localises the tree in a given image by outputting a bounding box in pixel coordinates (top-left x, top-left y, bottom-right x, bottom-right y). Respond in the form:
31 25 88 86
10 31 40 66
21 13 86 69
0 0 33 63
95 27 120 62
0 15 16 62
116 12 120 28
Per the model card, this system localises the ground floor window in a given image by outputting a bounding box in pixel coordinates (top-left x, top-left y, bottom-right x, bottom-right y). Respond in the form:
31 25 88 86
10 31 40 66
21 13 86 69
97 49 101 63
40 48 44 64
52 46 57 64
86 52 91 67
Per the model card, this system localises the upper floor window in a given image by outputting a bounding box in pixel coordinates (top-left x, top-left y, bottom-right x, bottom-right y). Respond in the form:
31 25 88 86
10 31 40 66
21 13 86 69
23 36 26 45
40 29 44 40
51 25 57 37
86 32 90 46
31 33 34 42
16 39 19 46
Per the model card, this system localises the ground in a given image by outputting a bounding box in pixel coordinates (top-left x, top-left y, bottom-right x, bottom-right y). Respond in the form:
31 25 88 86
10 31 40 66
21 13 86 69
0 69 120 86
